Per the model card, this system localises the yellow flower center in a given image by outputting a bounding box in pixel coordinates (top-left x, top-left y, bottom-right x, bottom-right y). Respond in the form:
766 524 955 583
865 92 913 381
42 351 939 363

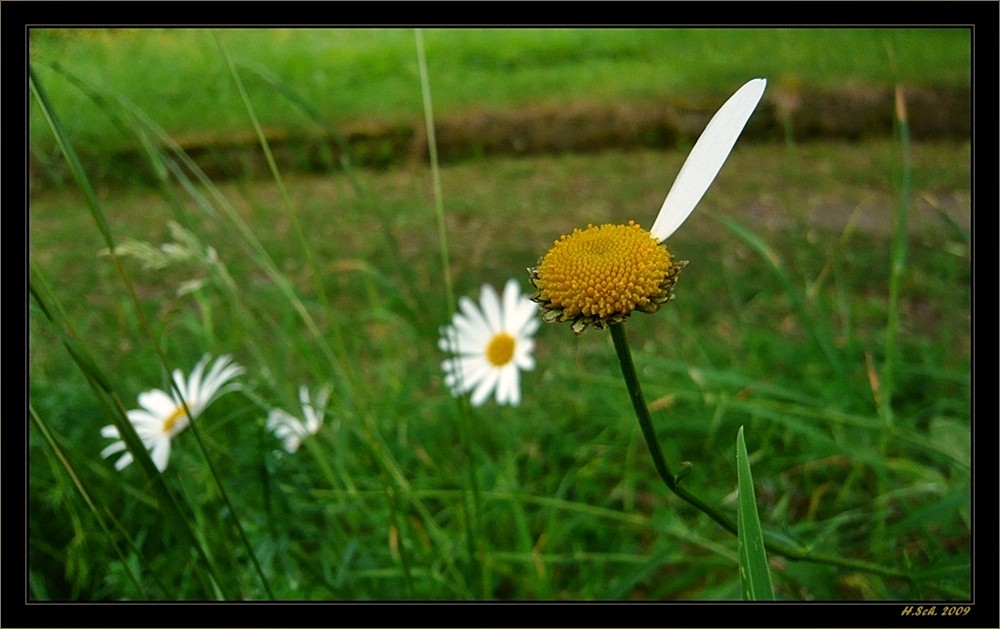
162 405 188 434
486 332 516 366
534 221 673 319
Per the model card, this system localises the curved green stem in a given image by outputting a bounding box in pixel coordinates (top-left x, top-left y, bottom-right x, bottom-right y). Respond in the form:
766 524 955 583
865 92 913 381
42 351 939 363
609 323 914 584
610 324 737 536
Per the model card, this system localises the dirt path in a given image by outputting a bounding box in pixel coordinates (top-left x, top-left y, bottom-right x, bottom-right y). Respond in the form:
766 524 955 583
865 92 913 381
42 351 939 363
30 85 969 194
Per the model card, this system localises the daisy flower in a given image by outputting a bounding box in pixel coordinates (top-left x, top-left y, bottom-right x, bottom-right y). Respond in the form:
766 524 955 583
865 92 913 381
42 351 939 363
529 78 767 333
439 279 539 407
266 385 331 454
100 354 244 472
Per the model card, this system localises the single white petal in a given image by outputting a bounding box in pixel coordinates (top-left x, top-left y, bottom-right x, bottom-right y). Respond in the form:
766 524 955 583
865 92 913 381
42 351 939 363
478 284 503 333
114 452 134 471
283 434 302 453
507 365 522 406
314 386 331 410
495 364 521 406
150 436 171 472
137 389 175 417
186 355 211 407
504 287 540 338
469 368 500 407
101 441 127 458
100 425 121 439
493 367 510 405
438 330 456 353
500 279 522 332
514 338 536 371
650 78 766 242
172 368 190 405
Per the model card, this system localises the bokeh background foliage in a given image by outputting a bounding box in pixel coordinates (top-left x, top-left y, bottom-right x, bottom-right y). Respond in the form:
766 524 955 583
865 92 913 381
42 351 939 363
28 28 970 601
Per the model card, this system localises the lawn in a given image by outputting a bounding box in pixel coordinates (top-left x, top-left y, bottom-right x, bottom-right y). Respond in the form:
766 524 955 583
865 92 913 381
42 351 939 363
27 27 972 610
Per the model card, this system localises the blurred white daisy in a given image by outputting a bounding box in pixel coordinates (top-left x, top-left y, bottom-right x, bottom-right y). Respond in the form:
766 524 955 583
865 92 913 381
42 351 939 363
439 279 539 406
529 78 767 333
100 354 244 472
266 385 330 454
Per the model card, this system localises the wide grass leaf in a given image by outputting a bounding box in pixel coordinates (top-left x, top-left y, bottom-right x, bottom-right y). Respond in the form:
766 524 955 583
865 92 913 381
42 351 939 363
736 425 774 601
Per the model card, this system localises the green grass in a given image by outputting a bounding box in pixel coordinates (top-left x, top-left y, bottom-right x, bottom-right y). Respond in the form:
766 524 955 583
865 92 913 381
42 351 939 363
29 27 970 156
27 28 971 602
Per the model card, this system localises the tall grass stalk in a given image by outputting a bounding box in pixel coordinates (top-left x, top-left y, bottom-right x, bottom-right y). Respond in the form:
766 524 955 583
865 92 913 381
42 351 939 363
881 83 913 428
871 58 915 588
415 28 489 598
214 31 352 380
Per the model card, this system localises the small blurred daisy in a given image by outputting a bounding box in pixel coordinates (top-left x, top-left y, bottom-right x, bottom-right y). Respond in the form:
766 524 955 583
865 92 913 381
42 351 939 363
266 385 330 454
529 79 767 333
439 279 539 406
100 354 244 472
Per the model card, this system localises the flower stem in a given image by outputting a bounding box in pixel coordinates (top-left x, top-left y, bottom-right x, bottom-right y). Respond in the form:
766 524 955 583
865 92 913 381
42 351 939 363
608 322 923 586
610 323 737 536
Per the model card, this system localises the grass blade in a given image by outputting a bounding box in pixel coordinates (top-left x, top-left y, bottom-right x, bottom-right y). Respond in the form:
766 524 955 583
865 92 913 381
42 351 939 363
736 426 774 601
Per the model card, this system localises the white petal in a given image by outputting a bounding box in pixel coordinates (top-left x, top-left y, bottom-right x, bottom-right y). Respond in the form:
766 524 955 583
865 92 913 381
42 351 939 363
478 284 503 333
517 313 540 339
458 295 490 335
114 452 134 471
283 435 302 453
446 356 491 394
186 355 211 407
650 78 766 242
449 315 493 356
504 288 540 338
500 279 523 331
514 339 536 371
101 441 127 458
100 425 121 439
302 388 325 434
438 331 455 353
497 365 521 406
150 437 171 472
198 355 244 406
267 409 299 432
469 368 500 407
452 327 493 356
172 368 190 404
137 389 175 417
